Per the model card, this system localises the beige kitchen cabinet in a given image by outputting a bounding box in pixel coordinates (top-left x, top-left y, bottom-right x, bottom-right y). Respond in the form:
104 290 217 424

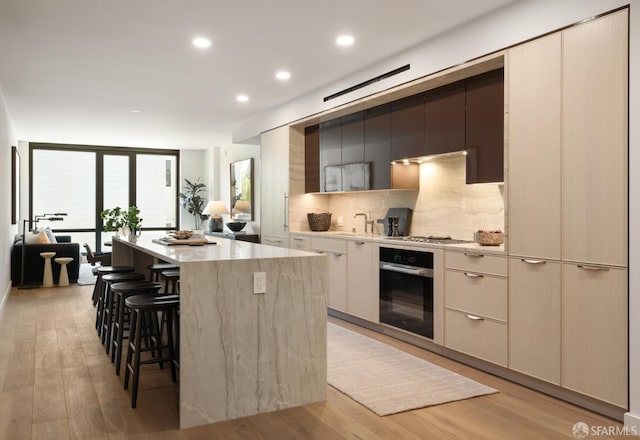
260 126 290 244
444 250 508 366
346 240 377 322
312 237 347 312
289 234 312 251
507 33 562 260
562 10 628 267
562 263 627 408
508 257 561 385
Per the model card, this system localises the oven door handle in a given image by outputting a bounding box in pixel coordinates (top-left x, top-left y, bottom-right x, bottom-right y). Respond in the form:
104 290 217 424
380 263 433 278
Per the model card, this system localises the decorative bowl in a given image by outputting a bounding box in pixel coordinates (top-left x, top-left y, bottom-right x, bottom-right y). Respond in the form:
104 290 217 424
307 213 332 231
475 230 504 246
226 221 247 232
170 230 194 240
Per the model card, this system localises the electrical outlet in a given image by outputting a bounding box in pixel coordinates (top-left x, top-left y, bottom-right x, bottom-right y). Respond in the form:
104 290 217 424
253 272 266 294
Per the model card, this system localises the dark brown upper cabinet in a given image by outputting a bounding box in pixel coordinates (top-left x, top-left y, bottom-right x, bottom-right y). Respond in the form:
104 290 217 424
364 103 392 190
319 118 342 192
340 111 369 191
304 125 320 193
465 69 504 183
424 80 466 155
390 93 425 161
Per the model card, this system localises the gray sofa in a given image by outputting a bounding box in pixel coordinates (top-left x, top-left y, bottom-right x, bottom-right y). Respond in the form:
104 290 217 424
11 235 81 286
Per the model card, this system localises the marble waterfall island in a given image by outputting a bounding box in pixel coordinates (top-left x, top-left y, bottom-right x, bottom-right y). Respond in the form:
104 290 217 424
111 235 327 429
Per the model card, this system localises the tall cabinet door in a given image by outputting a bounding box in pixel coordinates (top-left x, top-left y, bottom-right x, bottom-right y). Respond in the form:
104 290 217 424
260 126 289 237
562 263 627 407
508 258 561 384
562 10 628 266
507 34 561 260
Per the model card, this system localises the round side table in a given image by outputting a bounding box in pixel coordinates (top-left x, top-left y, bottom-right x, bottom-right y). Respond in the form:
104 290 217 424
55 257 74 287
40 252 56 288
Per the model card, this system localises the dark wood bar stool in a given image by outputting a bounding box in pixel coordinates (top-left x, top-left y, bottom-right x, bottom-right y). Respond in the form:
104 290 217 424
124 294 180 408
161 269 180 294
110 281 162 375
94 266 135 331
100 272 146 351
148 263 179 282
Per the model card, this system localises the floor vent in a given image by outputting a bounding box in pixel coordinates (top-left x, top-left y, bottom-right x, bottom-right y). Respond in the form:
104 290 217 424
323 64 411 102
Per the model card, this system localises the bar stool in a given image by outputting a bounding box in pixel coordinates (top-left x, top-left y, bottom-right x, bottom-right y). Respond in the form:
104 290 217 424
94 266 135 326
110 281 162 375
124 294 180 408
148 263 179 282
100 272 146 351
161 269 180 294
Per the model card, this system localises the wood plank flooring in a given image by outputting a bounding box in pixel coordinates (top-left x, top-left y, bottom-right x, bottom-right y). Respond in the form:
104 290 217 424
0 283 627 439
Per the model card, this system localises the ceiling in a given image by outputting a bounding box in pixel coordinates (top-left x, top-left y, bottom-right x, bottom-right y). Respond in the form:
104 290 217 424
0 0 518 149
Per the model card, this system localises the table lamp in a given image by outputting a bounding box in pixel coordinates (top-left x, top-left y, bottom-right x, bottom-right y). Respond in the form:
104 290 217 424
202 201 228 232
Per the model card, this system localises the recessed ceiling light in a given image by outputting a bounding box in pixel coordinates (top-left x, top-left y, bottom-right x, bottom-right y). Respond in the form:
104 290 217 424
236 94 249 103
192 37 211 48
336 34 355 47
130 109 140 113
276 70 291 81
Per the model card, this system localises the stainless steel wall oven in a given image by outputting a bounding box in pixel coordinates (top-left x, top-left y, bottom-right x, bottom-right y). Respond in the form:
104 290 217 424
379 247 434 339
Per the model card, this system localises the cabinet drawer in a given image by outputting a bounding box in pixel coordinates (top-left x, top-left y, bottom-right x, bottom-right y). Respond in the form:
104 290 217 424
289 235 312 251
261 234 289 248
311 237 347 254
445 250 507 276
445 270 507 321
445 308 507 367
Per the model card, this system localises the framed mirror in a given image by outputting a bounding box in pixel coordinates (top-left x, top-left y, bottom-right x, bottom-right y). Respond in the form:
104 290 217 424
230 158 254 221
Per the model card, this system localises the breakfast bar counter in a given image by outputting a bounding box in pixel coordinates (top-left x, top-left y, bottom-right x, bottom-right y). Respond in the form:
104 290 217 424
111 234 327 429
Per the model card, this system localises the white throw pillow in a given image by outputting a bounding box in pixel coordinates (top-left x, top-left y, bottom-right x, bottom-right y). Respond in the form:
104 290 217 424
24 231 51 245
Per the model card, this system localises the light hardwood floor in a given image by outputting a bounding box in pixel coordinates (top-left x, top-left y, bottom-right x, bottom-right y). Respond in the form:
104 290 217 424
0 283 626 439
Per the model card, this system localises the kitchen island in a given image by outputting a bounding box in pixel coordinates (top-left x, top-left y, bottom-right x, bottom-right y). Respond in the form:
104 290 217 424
111 234 327 429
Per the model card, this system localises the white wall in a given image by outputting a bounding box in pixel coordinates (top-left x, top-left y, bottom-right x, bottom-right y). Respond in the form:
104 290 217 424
179 149 208 230
0 86 18 309
626 0 640 433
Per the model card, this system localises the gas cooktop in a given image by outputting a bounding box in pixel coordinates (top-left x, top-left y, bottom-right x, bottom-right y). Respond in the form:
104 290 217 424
384 235 473 244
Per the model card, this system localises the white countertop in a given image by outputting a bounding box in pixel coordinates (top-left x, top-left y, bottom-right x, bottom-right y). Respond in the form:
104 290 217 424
112 234 320 264
289 230 506 255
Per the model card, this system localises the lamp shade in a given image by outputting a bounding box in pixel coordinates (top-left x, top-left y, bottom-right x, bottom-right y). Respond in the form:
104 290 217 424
202 201 228 216
232 200 251 214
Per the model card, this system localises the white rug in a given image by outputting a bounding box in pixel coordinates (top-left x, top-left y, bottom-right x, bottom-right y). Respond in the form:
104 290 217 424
77 263 97 285
327 323 498 416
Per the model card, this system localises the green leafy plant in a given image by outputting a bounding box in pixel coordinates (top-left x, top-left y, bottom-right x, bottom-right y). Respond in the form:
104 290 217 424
100 206 142 233
178 178 207 229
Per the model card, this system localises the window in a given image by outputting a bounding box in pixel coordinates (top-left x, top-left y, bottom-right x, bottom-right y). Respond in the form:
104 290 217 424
30 144 180 251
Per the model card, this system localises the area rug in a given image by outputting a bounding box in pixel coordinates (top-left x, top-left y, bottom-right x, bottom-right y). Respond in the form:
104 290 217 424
327 323 498 416
77 263 97 285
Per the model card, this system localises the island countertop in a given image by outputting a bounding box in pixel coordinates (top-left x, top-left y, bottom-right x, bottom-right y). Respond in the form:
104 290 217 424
111 233 317 264
111 233 327 429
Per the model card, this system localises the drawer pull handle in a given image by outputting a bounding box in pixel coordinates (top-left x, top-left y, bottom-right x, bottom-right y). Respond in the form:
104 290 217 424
312 249 324 254
465 314 485 321
464 252 484 258
522 258 545 265
293 238 304 241
464 272 484 278
577 265 610 271
355 241 366 245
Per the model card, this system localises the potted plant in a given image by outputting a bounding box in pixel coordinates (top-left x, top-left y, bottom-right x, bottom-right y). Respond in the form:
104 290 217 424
178 178 208 229
101 206 143 235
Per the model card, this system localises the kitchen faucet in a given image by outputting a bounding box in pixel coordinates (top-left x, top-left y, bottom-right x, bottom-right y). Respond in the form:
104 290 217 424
354 212 375 234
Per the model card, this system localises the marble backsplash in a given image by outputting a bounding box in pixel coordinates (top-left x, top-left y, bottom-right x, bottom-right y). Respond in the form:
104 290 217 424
293 154 504 241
